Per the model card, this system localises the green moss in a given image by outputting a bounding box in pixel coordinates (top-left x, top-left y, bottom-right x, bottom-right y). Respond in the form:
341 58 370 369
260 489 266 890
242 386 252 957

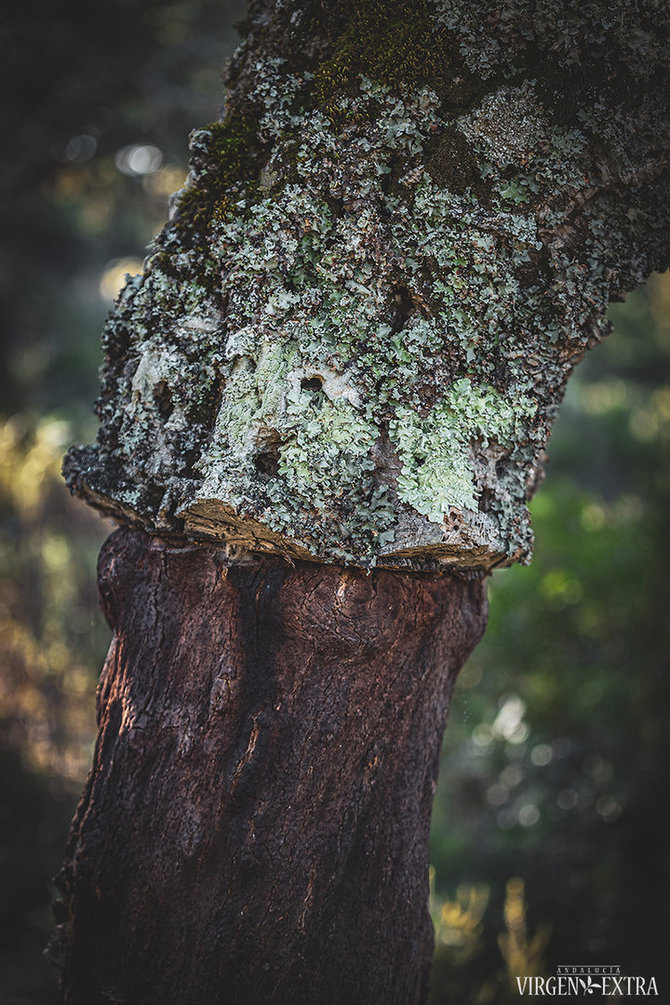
171 115 264 249
313 0 476 124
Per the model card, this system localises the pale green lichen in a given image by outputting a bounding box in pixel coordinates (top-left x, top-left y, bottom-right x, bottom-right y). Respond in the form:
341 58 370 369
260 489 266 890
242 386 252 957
277 393 378 512
390 380 536 519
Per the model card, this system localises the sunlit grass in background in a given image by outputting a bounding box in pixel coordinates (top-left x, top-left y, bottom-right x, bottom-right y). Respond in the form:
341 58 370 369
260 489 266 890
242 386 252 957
0 417 110 783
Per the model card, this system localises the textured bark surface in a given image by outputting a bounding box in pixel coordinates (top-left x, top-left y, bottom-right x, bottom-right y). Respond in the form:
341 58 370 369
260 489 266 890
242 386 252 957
54 528 487 1004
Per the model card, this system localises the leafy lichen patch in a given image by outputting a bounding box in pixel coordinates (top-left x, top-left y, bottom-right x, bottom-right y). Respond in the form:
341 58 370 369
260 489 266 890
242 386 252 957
390 379 536 519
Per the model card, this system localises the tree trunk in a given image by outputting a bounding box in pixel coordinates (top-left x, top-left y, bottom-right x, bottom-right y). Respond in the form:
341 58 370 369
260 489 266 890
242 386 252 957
53 528 486 1004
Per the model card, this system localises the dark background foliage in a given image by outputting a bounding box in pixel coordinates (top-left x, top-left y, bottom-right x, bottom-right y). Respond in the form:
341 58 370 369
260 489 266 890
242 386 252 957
0 3 668 1001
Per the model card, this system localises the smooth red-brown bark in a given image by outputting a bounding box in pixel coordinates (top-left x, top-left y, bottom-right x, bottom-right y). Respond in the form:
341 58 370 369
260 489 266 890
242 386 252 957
53 528 487 1004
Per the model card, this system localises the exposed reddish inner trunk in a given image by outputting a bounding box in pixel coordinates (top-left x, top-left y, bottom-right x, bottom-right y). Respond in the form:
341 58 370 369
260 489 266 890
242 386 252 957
54 528 487 1005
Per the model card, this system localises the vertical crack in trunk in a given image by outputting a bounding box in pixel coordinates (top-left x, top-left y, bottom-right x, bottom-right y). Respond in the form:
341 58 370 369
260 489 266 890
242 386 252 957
52 528 487 1004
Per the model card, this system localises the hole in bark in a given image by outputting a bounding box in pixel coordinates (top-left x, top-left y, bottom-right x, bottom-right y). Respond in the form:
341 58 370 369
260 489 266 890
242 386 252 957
300 376 323 393
255 450 279 476
254 429 282 477
210 370 226 416
153 381 174 419
390 285 417 333
328 195 345 217
180 446 201 478
478 488 496 512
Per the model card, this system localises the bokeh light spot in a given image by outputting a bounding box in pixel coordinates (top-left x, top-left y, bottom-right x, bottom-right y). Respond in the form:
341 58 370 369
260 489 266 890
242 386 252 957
518 803 540 828
595 795 623 823
64 134 98 163
530 743 553 767
99 258 143 301
115 144 163 176
557 788 579 811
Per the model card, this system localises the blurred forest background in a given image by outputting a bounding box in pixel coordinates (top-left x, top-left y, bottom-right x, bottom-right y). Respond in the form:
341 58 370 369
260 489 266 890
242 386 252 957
1 2 668 1002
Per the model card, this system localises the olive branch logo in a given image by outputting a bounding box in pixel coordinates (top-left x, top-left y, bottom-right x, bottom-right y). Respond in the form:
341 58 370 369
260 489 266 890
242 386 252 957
579 975 602 994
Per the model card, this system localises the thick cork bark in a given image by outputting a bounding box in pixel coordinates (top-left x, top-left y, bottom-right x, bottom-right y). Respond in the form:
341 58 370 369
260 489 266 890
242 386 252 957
64 0 670 574
53 529 487 1004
